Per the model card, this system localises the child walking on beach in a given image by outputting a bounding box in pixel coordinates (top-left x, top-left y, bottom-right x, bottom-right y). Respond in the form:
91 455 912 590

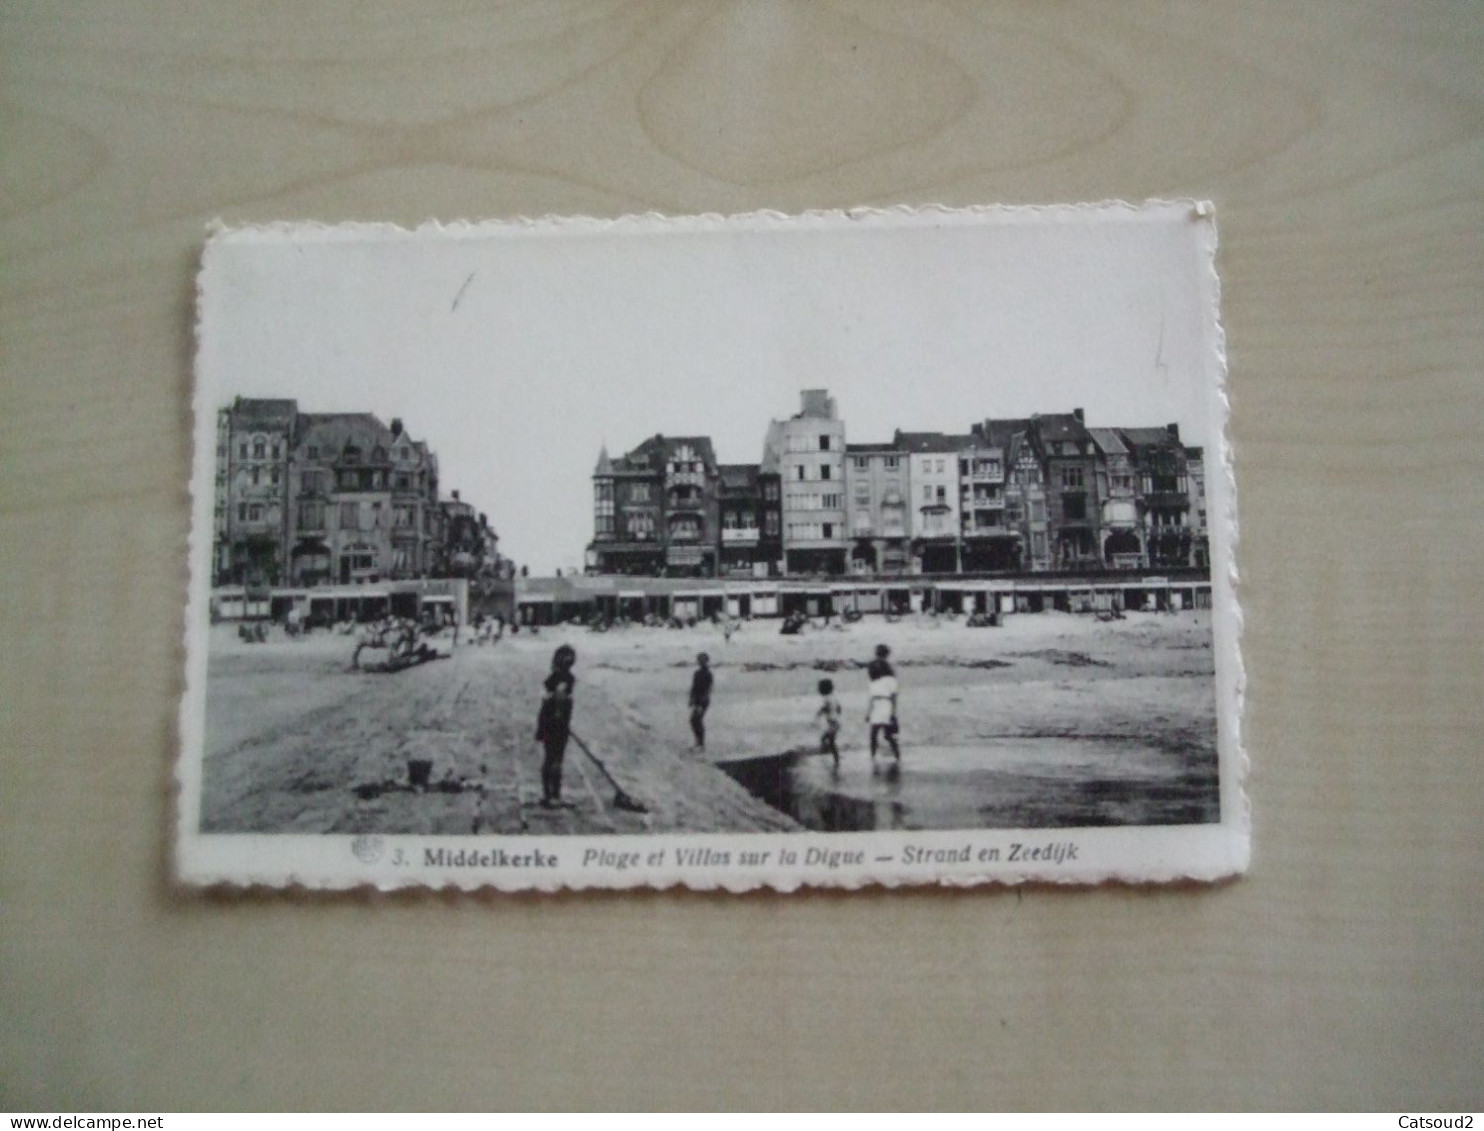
866 643 901 765
816 678 842 767
535 644 577 808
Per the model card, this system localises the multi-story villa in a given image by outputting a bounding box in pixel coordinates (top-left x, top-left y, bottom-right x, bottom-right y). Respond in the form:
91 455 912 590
589 433 720 576
844 442 911 574
214 398 470 590
773 390 847 575
1120 425 1193 569
958 435 1018 571
1028 410 1102 570
895 431 965 574
1088 427 1144 569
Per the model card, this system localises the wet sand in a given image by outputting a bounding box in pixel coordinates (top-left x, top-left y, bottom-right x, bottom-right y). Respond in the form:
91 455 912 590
199 609 1218 835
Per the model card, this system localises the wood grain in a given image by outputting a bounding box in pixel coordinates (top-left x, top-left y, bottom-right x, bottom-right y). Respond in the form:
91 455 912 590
2 0 1481 1111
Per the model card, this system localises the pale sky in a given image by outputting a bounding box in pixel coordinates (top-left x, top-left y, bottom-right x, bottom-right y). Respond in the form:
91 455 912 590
196 205 1225 575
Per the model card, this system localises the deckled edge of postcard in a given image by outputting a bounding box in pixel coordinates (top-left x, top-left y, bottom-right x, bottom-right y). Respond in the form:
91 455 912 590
175 200 1248 894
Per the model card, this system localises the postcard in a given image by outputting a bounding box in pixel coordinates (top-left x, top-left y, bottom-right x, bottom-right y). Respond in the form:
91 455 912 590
178 202 1245 890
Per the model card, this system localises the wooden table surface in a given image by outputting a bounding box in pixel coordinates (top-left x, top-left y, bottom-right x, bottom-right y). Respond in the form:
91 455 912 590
3 1 1481 1111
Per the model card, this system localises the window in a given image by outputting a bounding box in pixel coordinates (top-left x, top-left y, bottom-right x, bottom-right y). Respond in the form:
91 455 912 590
340 503 358 529
628 513 655 539
630 483 651 503
1112 473 1132 492
819 435 832 451
394 473 410 491
595 514 614 536
853 457 868 470
853 510 872 532
248 504 263 521
253 439 265 459
239 442 248 459
1063 495 1087 521
884 456 899 470
822 523 834 539
298 502 325 530
936 486 947 502
764 512 780 536
399 447 410 460
343 445 361 464
370 502 383 527
394 505 414 528
922 485 932 502
270 468 279 486
763 481 779 501
795 466 806 481
820 464 832 481
249 467 260 486
271 444 281 460
308 446 319 460
1061 466 1085 489
822 493 841 509
237 503 247 521
371 471 385 489
935 459 945 474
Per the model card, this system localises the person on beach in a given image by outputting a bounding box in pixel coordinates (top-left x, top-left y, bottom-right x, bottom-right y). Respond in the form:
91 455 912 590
689 652 713 751
534 644 577 808
816 678 842 767
866 644 901 765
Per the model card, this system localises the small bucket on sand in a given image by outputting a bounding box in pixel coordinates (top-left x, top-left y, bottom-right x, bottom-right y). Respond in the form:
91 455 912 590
407 759 434 789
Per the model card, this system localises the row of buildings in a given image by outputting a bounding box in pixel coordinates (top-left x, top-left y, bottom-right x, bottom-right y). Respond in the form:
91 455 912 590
212 398 503 590
587 390 1209 579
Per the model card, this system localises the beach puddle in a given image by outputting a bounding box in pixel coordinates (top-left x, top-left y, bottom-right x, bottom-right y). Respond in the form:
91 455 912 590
717 737 1218 832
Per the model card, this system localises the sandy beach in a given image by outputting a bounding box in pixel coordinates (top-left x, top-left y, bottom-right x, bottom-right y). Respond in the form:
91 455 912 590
199 609 1218 836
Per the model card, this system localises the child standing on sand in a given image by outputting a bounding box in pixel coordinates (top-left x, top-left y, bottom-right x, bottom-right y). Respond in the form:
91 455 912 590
535 644 577 808
816 678 842 767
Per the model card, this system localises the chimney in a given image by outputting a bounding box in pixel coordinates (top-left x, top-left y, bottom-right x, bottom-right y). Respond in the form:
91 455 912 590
391 417 403 437
1073 408 1084 423
1166 423 1180 440
451 489 460 501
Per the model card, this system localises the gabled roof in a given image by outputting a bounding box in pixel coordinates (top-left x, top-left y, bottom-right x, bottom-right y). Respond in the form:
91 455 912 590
976 417 1034 449
594 444 613 476
1118 425 1182 452
294 412 400 458
1086 427 1128 456
613 434 718 474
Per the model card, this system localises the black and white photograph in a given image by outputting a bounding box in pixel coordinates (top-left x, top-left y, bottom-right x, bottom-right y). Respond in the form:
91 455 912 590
179 203 1245 890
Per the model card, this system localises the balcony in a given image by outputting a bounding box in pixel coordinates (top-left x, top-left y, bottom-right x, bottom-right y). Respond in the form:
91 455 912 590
721 528 760 545
666 469 706 488
963 522 1011 538
1143 491 1191 509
